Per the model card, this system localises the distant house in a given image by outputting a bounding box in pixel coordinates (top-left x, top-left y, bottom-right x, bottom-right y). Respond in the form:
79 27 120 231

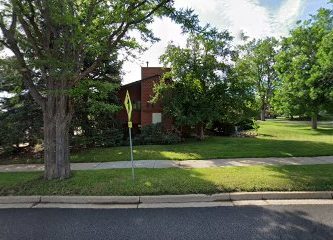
117 67 172 132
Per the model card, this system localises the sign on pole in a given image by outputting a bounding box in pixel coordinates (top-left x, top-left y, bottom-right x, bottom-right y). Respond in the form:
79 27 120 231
124 90 135 180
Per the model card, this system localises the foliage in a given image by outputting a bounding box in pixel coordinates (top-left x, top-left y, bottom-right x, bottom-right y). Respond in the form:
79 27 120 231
252 118 260 133
0 55 123 153
0 57 43 153
0 95 42 153
133 123 181 145
70 54 123 149
235 37 279 120
207 118 257 136
71 127 124 149
317 31 333 114
153 29 255 138
0 0 200 179
273 7 333 127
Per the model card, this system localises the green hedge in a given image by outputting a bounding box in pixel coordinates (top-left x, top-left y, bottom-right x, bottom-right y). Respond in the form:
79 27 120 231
133 123 181 145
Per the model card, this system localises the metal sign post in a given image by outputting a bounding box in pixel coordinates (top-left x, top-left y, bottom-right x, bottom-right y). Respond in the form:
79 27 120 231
124 90 135 181
128 125 134 181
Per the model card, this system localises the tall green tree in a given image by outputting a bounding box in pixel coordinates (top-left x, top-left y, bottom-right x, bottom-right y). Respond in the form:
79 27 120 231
317 30 333 114
274 7 333 129
0 54 122 155
153 29 254 139
0 57 43 154
0 0 196 179
235 37 279 121
71 54 123 148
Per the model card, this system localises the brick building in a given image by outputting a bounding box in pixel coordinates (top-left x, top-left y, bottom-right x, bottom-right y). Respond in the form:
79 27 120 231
117 67 172 132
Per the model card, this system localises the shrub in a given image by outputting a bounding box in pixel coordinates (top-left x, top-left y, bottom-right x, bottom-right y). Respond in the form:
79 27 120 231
209 121 235 136
71 128 123 149
133 123 181 145
237 118 256 131
208 118 257 136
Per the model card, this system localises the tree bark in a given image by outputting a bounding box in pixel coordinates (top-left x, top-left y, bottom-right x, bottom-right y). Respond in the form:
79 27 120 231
260 109 266 121
43 94 72 180
311 113 318 130
196 123 204 140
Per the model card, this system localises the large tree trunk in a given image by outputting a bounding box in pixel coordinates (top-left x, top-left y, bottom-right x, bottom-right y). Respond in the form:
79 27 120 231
311 113 318 130
43 94 72 180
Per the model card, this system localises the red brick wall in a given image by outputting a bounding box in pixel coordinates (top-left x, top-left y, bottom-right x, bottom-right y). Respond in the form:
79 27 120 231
141 67 170 79
117 67 173 130
140 67 172 127
140 68 165 126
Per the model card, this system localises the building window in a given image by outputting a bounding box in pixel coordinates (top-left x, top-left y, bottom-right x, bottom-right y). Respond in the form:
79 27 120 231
132 101 141 110
152 113 162 124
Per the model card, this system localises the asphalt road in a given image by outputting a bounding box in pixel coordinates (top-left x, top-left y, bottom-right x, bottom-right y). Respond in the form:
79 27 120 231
1 205 333 240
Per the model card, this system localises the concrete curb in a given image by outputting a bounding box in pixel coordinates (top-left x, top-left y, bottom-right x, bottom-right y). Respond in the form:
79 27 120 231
0 192 332 207
40 196 140 204
0 196 41 204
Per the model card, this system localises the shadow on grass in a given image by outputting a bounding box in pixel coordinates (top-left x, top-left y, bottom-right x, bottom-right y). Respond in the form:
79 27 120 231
1 164 333 196
1 137 333 164
0 169 219 196
313 128 333 135
258 133 275 137
130 138 333 161
262 120 333 133
258 164 333 191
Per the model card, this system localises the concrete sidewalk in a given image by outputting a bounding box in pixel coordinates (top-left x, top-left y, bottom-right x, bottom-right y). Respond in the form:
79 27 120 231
0 156 333 172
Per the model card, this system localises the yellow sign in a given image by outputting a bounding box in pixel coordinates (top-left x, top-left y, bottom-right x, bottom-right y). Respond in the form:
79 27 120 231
124 90 133 127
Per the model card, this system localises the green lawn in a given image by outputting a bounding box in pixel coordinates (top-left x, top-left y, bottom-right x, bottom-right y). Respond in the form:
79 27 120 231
1 164 333 196
1 120 332 164
70 120 333 163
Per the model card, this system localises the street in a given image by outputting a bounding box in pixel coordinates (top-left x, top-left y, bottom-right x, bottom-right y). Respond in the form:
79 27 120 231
0 204 333 240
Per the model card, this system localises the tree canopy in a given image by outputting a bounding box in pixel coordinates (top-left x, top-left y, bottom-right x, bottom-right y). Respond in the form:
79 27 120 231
153 29 255 138
235 37 279 121
0 0 199 179
274 7 333 128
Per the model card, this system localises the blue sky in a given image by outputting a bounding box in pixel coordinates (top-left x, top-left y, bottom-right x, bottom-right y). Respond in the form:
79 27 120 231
122 0 331 84
301 0 328 19
0 1 331 91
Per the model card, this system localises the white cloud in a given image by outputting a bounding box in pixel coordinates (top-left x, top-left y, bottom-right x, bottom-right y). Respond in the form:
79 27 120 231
122 0 307 84
219 0 272 39
121 17 187 84
274 0 305 36
175 0 305 39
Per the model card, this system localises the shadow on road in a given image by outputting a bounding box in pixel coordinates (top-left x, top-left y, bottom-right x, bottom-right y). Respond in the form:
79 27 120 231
0 205 332 240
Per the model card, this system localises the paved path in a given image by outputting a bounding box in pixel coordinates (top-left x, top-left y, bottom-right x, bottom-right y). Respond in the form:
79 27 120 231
1 156 333 172
1 205 333 239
